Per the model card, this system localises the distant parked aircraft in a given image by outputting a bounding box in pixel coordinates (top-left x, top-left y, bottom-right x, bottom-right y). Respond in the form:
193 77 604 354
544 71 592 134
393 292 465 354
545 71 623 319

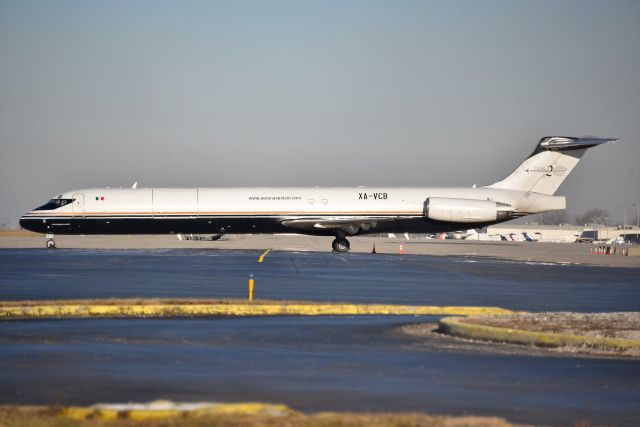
436 229 478 240
20 136 617 251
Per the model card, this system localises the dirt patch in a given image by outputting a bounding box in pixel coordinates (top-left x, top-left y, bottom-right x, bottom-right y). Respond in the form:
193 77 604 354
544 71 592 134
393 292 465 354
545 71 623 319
399 323 580 359
401 313 640 359
463 312 640 341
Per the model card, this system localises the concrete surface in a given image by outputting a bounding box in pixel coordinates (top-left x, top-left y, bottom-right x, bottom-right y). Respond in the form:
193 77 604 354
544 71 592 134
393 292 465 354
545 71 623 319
1 233 639 267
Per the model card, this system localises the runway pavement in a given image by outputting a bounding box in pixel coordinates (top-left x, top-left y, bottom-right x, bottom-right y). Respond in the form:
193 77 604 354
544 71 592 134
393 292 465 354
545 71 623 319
1 249 639 311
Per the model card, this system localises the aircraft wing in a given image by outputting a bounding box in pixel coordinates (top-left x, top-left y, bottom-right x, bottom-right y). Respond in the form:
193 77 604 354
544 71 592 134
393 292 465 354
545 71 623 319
281 217 398 235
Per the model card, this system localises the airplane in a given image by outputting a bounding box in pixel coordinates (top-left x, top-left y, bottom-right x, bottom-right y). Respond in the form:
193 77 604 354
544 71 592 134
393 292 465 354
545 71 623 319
20 136 617 251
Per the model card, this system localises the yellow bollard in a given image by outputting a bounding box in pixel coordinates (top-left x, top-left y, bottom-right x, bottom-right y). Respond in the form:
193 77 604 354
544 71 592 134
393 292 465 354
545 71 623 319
249 274 255 303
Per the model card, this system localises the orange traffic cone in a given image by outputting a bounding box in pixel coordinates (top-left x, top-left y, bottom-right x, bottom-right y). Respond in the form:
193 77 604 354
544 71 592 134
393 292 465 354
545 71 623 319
399 243 404 255
372 244 377 254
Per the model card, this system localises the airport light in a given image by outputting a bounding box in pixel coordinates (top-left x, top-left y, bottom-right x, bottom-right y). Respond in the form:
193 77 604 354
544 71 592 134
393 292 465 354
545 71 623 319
624 206 627 228
618 204 626 227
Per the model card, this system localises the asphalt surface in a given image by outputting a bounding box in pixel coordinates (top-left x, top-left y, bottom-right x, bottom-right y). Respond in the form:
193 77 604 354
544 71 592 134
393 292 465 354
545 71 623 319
1 249 639 426
1 248 638 311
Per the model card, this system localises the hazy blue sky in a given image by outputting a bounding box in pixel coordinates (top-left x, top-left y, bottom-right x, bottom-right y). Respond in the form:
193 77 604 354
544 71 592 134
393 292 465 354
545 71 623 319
1 0 639 227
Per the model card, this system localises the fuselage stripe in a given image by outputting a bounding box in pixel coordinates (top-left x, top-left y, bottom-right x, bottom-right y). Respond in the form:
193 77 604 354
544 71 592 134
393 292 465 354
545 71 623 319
25 211 423 217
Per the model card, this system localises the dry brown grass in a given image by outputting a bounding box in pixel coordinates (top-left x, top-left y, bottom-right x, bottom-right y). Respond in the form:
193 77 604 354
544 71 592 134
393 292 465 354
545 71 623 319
435 314 640 358
464 312 640 341
0 406 524 427
0 298 316 307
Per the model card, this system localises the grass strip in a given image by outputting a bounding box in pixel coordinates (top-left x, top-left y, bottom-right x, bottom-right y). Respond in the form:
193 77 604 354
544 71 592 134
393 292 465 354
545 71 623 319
0 404 522 426
0 298 518 319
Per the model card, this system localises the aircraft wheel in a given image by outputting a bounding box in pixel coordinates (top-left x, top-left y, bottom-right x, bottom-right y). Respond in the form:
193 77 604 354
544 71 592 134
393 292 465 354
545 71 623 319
332 238 350 252
46 239 56 249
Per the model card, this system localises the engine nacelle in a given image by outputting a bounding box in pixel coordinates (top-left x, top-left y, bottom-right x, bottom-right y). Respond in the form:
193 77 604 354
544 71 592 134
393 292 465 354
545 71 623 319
424 197 512 223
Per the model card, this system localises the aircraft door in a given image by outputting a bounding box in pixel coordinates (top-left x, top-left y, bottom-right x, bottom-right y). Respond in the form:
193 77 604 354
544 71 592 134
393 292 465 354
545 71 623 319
72 193 85 213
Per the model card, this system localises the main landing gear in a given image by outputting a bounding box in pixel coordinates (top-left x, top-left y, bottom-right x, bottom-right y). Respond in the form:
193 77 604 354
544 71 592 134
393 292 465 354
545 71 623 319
332 237 350 253
45 233 56 249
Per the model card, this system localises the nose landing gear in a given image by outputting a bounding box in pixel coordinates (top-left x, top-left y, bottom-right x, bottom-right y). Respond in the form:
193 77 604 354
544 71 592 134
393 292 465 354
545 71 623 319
45 233 56 249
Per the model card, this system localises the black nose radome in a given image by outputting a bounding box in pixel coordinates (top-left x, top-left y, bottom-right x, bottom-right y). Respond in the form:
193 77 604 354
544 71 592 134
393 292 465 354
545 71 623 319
19 216 39 232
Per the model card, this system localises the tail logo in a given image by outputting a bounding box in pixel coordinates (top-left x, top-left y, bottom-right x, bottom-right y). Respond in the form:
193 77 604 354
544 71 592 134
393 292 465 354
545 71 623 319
524 165 568 176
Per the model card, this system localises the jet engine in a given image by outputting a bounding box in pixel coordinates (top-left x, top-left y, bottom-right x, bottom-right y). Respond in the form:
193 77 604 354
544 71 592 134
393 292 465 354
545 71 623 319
423 197 512 223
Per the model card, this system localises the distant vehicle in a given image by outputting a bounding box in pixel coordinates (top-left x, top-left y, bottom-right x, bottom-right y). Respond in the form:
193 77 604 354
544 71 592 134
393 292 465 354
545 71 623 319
508 233 523 242
576 229 597 243
432 229 477 240
522 232 537 242
178 233 224 241
20 136 617 252
451 229 478 240
465 232 501 241
606 236 625 245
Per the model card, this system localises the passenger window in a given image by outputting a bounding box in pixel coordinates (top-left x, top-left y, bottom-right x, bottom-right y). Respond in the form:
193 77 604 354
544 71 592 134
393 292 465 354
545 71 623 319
308 199 315 205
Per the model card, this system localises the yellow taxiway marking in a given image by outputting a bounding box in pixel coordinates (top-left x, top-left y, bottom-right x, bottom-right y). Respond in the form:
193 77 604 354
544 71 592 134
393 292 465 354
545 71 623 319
258 249 271 263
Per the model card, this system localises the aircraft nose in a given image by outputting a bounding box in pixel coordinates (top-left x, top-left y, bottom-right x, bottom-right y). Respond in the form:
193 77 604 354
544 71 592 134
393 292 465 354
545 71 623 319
19 213 40 232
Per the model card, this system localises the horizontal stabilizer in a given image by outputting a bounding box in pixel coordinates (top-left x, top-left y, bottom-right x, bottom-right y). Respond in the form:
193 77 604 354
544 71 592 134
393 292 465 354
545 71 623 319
534 136 618 153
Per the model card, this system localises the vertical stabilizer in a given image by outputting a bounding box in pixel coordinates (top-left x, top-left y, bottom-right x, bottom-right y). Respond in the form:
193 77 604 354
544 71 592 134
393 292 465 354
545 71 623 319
486 136 618 195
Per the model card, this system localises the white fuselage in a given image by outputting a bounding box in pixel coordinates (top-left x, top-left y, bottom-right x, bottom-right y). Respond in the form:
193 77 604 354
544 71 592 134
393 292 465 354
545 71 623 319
20 186 564 236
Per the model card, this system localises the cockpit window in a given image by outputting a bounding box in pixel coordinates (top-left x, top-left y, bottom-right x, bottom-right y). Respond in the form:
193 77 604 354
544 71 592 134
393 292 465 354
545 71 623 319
34 199 75 211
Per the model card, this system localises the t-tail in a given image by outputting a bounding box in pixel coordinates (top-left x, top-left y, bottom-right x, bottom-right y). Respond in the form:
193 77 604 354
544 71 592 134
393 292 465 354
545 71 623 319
486 136 618 195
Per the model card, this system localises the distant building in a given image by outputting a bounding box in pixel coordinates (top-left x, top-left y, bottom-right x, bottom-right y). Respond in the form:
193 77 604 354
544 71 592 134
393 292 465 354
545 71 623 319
487 224 640 243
